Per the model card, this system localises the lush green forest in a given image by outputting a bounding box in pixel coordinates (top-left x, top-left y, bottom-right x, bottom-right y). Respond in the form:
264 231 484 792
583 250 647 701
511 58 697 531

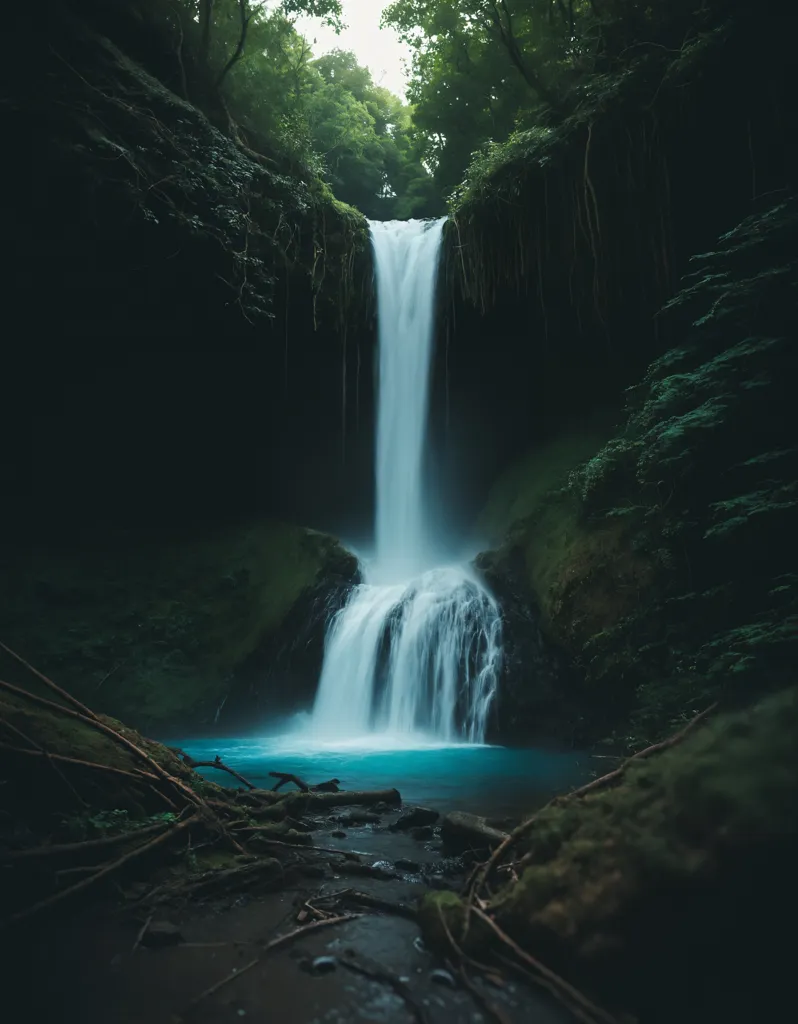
146 1 735 219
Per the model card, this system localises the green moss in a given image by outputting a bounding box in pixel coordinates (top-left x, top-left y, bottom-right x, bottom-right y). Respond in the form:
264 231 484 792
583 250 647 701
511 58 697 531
0 522 355 728
417 890 468 951
477 417 616 545
487 690 798 1011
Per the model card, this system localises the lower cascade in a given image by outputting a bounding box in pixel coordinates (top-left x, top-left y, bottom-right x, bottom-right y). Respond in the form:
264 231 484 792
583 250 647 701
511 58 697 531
311 219 502 745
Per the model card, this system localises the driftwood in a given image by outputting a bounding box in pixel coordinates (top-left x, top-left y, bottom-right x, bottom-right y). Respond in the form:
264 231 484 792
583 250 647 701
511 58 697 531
472 702 719 898
269 771 341 793
0 741 159 782
1 813 199 930
181 914 362 1014
340 950 431 1024
2 820 177 861
473 908 620 1024
172 751 256 790
440 811 508 854
285 787 401 811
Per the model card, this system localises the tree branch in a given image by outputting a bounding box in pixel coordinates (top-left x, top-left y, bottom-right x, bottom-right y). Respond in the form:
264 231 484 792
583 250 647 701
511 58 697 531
215 0 253 90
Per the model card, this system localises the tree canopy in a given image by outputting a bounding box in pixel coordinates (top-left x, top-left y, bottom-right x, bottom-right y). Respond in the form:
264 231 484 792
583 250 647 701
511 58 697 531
157 0 739 218
170 0 442 218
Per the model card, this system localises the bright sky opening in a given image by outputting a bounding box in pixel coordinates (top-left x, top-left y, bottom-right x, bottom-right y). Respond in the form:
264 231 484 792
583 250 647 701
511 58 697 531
294 0 411 100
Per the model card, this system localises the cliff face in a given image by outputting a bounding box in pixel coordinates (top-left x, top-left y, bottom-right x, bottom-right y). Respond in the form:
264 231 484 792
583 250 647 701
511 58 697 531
0 2 375 733
452 2 797 748
477 198 797 749
7 0 376 543
0 523 358 734
431 3 796 534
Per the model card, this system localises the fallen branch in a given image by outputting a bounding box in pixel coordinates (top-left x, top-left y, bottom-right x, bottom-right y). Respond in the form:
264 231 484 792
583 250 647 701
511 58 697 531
0 718 87 808
0 678 199 807
269 771 341 793
2 819 176 861
181 914 361 1013
177 753 255 790
473 702 718 896
340 950 430 1024
284 787 401 810
0 741 159 782
234 836 369 857
320 888 416 919
0 675 246 855
0 640 101 722
448 958 511 1024
472 907 620 1024
0 813 199 929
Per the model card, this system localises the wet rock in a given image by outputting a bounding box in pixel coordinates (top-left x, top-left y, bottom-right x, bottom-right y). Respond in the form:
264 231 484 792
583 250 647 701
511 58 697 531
330 829 347 839
391 806 439 831
430 968 456 988
426 874 451 890
309 956 338 975
410 825 434 841
372 801 390 813
440 811 508 854
296 862 327 878
395 858 421 872
285 817 314 832
336 811 381 825
334 859 396 880
140 920 183 948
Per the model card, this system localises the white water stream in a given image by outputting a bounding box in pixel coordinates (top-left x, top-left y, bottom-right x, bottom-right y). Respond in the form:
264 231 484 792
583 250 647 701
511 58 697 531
310 219 502 745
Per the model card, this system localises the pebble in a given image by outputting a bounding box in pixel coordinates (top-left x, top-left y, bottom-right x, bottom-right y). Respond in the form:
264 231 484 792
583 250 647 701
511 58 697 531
430 969 456 988
141 920 183 948
310 956 338 975
330 830 347 839
395 858 421 872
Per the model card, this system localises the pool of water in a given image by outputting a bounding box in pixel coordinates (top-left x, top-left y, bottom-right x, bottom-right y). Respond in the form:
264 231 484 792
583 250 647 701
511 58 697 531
167 735 593 818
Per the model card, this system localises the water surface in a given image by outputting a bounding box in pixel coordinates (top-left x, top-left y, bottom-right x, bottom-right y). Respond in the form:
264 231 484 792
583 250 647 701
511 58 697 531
170 736 591 819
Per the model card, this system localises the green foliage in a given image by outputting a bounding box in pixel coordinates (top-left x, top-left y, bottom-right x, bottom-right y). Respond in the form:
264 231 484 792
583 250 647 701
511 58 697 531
60 809 177 842
477 197 798 748
157 0 440 217
382 0 733 203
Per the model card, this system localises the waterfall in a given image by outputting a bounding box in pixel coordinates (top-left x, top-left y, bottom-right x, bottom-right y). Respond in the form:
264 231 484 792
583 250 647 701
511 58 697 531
310 219 502 745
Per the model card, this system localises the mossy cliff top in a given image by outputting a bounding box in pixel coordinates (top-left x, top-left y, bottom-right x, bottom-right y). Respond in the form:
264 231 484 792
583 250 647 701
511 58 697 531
18 1 370 345
0 523 358 733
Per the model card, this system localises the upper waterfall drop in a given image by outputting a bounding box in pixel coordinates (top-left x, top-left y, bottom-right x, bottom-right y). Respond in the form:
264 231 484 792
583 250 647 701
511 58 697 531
310 218 502 746
370 218 446 582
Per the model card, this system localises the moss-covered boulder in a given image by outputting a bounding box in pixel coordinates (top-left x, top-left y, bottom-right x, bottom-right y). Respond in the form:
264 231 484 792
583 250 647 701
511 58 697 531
486 690 798 1022
0 522 358 734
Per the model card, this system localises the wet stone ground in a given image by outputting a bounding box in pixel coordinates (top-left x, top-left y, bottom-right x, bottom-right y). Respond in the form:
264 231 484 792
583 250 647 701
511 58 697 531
9 805 573 1024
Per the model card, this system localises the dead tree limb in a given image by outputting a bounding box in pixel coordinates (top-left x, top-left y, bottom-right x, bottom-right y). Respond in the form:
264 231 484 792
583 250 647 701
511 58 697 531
0 813 199 929
340 951 430 1024
0 718 86 808
182 914 362 1011
0 741 159 782
472 908 620 1024
474 702 718 895
179 754 255 790
0 641 101 721
2 819 177 862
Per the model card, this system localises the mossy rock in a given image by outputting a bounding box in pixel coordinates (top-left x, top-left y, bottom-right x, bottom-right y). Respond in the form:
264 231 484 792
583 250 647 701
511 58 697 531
486 690 798 1019
0 521 358 732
